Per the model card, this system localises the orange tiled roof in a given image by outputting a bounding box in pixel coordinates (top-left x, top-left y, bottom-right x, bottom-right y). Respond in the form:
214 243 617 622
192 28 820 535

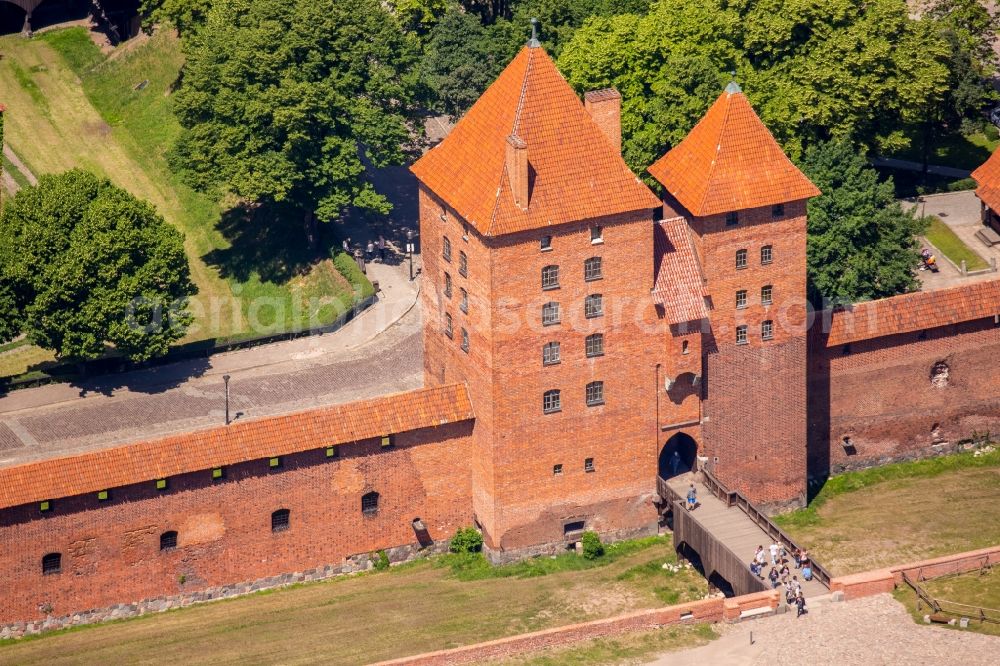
652 217 709 323
826 280 1000 347
410 46 660 236
0 384 474 509
972 150 1000 211
648 83 820 217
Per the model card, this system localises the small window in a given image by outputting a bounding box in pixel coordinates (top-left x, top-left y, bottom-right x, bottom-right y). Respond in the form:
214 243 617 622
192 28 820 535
97 490 110 502
736 249 748 269
540 235 552 251
381 435 394 448
585 333 604 358
762 320 774 340
444 312 453 338
459 251 468 277
543 389 561 414
584 257 603 281
542 265 560 290
761 285 773 305
39 500 52 513
325 446 339 458
444 272 452 298
460 288 469 314
156 478 168 491
362 491 380 515
553 464 563 476
736 325 748 345
761 245 773 265
268 457 282 469
212 467 224 480
41 552 61 575
591 226 603 243
563 520 585 536
442 236 452 262
682 340 689 355
271 509 290 533
542 302 560 326
586 381 604 406
585 294 603 318
584 457 595 473
726 211 739 226
842 344 852 355
462 222 469 241
461 328 470 353
543 341 561 366
736 290 747 309
772 203 784 218
160 531 178 551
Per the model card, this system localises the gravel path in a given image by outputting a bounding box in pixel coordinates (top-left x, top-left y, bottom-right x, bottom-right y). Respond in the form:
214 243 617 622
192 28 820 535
649 593 1000 665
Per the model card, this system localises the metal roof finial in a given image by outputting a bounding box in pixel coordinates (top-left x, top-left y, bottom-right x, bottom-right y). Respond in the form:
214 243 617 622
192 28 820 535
725 70 742 94
529 17 540 48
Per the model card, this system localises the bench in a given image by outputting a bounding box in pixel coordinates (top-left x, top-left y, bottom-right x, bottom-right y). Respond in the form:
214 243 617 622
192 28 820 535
976 226 1000 247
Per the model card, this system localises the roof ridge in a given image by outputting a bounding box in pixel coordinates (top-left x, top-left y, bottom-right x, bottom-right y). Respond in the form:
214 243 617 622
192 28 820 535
511 47 535 138
695 90 733 217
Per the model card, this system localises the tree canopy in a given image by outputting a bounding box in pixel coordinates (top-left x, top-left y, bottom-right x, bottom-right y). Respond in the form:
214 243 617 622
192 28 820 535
558 0 952 174
0 170 195 361
171 0 418 243
800 141 926 304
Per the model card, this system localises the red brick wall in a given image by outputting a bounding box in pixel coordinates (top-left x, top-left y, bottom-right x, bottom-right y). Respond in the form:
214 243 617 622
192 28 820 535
809 317 1000 475
0 423 473 624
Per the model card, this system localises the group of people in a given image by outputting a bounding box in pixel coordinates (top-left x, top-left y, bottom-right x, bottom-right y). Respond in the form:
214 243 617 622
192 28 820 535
342 236 389 273
920 247 939 272
750 542 813 617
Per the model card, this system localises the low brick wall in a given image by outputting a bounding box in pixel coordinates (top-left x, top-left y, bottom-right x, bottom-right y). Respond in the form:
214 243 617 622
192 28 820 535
829 544 1000 601
375 590 782 666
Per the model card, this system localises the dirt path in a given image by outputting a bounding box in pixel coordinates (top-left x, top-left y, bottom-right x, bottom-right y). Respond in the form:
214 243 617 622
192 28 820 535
3 144 38 186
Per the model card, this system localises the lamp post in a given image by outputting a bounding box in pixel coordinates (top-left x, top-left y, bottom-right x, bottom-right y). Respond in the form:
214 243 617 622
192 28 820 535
406 229 415 282
223 375 231 425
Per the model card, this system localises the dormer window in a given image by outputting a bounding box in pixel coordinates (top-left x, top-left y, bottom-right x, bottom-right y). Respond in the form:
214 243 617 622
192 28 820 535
591 226 603 244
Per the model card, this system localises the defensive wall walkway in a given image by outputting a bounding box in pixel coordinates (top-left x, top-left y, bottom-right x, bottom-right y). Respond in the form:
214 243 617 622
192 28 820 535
660 472 829 598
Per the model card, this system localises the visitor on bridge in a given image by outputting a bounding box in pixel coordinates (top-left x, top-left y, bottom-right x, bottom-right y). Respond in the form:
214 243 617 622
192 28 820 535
686 484 698 511
795 592 807 618
768 566 780 588
769 540 780 565
754 545 767 567
802 562 813 582
750 559 763 578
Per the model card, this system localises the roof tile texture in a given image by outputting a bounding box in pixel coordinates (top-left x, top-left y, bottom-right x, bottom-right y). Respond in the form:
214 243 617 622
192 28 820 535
826 280 1000 346
972 150 1000 211
652 217 709 323
0 384 474 509
648 89 820 216
410 46 659 236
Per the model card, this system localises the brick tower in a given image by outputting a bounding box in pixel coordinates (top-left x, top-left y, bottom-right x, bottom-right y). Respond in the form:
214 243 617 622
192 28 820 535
649 82 821 508
411 42 666 556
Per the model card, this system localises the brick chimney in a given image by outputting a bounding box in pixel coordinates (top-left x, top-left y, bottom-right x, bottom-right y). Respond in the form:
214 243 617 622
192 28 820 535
584 88 622 153
506 134 529 210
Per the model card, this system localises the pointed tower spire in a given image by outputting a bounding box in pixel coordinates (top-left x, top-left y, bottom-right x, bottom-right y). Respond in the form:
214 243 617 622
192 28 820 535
528 17 540 48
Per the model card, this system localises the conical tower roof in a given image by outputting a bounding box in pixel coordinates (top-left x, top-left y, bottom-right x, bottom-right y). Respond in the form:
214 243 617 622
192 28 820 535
648 85 819 217
410 46 659 237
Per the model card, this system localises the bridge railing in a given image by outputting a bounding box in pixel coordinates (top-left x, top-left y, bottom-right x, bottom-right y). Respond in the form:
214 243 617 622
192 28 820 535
695 467 834 589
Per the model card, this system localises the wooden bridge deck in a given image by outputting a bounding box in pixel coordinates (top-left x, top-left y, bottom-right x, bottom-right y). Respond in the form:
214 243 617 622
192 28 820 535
665 473 828 598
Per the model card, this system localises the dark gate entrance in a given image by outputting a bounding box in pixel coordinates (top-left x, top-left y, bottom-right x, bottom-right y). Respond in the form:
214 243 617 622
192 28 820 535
658 431 697 479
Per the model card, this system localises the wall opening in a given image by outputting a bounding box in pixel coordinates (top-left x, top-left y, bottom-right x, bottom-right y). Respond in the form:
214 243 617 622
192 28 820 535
160 530 178 551
930 361 950 388
271 509 290 533
659 432 698 478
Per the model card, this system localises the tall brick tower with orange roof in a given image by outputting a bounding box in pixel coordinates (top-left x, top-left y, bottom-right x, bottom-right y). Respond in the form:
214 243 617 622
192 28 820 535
411 37 667 556
649 82 821 508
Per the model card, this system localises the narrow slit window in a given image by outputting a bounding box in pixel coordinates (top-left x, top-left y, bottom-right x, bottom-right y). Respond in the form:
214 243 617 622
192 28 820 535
459 251 468 277
442 236 451 262
461 328 470 353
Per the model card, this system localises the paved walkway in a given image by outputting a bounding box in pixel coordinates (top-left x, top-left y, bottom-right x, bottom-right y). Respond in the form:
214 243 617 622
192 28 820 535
666 474 827 598
0 260 424 468
648 593 1000 665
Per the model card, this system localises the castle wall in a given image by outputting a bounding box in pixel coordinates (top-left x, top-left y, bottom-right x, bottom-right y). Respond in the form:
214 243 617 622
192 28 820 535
809 317 1000 477
0 423 473 625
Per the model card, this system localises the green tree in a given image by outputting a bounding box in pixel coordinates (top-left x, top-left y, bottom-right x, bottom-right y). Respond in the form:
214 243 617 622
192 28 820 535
0 170 195 361
140 0 214 35
800 141 925 304
171 0 417 247
392 0 449 33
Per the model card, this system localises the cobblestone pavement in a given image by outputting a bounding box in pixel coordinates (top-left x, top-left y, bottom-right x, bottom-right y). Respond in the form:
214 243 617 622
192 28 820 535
649 593 1000 665
0 265 424 468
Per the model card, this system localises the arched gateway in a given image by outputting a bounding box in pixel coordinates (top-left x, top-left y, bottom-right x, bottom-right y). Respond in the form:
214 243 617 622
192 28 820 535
658 431 698 479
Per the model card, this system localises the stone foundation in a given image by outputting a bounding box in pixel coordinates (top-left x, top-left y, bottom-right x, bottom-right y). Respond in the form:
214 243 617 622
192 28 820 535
483 522 658 565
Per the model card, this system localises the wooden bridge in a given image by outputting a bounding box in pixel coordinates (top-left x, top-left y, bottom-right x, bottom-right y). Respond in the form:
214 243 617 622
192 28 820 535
659 470 830 598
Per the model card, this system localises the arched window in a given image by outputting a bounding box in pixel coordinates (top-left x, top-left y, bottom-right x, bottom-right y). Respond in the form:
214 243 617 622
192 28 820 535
543 389 561 414
459 251 468 277
541 265 559 290
362 491 380 515
271 509 290 533
444 312 453 338
42 552 61 575
160 531 178 551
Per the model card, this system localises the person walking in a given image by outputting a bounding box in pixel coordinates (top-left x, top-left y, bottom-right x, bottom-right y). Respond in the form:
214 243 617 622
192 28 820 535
754 545 766 567
795 592 807 618
686 484 697 511
342 238 350 253
768 566 780 589
769 540 780 566
670 450 681 476
378 235 386 262
366 240 375 262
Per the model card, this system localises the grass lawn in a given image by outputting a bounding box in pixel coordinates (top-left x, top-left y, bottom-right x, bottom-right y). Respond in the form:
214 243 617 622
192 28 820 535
501 624 716 665
923 216 990 271
888 127 999 171
775 449 1000 575
894 568 1000 638
0 28 370 379
0 537 712 665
